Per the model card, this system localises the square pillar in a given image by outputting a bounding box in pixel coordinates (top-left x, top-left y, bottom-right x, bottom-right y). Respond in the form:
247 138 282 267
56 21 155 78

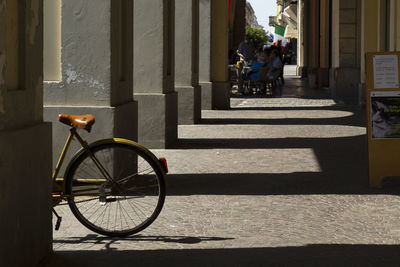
0 1 53 266
199 0 212 109
211 0 230 109
297 0 307 77
175 0 201 124
305 0 320 89
318 0 330 88
44 0 137 166
329 0 362 102
134 0 178 148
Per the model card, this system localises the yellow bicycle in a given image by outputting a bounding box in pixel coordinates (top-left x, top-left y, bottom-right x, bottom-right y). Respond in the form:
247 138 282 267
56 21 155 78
51 114 168 237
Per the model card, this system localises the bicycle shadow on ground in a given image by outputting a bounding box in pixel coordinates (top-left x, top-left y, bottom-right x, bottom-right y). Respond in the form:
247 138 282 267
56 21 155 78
40 244 400 267
52 234 233 248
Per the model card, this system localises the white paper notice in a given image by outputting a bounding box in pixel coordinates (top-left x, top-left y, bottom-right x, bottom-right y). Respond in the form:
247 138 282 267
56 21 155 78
373 55 399 89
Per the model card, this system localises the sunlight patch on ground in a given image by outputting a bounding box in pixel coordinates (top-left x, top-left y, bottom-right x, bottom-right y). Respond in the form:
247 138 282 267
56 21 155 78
202 110 354 119
231 98 337 108
178 125 366 139
152 148 321 174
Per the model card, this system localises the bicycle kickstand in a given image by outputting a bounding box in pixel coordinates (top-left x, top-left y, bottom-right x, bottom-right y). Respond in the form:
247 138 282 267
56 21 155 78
52 208 62 231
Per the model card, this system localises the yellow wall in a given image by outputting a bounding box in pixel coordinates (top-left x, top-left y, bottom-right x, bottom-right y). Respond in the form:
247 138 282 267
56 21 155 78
43 0 61 81
395 0 400 51
363 1 379 53
211 0 228 82
361 1 379 83
361 0 400 83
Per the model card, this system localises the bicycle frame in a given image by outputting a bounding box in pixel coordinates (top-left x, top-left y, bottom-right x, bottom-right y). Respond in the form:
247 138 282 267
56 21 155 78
52 128 112 200
50 125 168 233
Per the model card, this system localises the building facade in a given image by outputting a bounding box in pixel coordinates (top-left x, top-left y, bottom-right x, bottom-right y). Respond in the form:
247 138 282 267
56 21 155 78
1 0 400 266
297 0 400 104
246 1 263 29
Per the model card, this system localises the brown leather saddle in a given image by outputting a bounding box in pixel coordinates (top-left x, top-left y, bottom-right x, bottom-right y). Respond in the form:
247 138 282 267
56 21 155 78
58 114 95 132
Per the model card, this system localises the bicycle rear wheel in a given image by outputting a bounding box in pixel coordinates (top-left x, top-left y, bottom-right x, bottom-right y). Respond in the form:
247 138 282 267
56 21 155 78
65 140 166 237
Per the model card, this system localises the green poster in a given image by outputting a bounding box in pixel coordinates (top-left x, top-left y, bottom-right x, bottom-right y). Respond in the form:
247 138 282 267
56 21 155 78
371 91 400 139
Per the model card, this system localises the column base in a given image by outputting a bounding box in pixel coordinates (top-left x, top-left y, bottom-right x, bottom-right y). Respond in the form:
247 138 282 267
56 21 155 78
134 92 178 148
307 67 330 89
317 68 330 88
212 81 230 110
307 67 318 89
175 85 201 125
329 67 361 104
0 123 52 267
358 83 366 107
200 81 212 110
297 66 308 77
44 101 138 170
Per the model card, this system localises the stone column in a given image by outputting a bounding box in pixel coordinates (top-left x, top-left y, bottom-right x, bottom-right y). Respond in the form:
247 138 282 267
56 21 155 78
44 0 137 166
134 0 177 148
0 1 52 266
211 0 230 109
318 0 330 88
306 0 320 89
199 0 212 110
175 0 201 124
329 0 361 102
296 0 306 77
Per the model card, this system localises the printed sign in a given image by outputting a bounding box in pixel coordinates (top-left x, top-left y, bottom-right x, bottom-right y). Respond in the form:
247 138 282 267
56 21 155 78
373 55 399 89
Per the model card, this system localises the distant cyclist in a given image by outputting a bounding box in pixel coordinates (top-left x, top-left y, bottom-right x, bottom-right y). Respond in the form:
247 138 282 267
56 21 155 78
236 34 255 94
237 34 255 63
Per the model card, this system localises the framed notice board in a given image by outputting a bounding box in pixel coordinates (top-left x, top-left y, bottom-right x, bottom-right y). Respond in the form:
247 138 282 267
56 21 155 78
366 52 400 187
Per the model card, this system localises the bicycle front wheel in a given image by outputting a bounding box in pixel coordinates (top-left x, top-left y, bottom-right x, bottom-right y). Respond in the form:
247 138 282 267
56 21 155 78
65 140 166 237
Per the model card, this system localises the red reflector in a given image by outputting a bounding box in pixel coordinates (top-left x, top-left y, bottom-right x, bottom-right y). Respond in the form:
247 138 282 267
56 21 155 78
159 157 168 173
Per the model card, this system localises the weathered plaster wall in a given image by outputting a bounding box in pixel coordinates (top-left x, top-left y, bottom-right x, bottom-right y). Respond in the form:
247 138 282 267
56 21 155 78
133 0 178 148
175 0 196 86
199 0 212 109
44 0 113 106
199 0 211 83
44 0 133 107
44 0 137 166
133 0 175 94
175 0 201 124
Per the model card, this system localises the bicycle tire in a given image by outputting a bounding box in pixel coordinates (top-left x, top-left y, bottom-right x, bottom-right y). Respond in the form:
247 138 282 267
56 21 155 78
65 139 166 237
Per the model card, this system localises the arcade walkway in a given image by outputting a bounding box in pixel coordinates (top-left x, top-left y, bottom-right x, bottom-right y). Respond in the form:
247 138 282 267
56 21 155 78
40 66 400 266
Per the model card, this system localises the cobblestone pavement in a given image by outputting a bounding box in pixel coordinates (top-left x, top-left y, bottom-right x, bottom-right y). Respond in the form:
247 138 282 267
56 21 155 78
40 66 400 267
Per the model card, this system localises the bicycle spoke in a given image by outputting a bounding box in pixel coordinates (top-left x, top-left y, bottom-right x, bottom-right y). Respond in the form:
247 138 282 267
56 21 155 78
67 142 165 236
